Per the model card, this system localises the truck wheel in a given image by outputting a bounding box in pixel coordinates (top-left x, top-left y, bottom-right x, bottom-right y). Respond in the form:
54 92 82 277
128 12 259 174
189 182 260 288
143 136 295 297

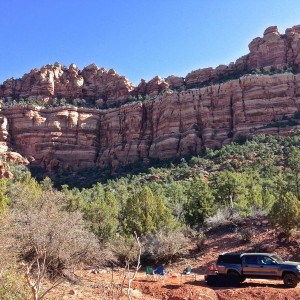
283 273 298 288
227 271 241 285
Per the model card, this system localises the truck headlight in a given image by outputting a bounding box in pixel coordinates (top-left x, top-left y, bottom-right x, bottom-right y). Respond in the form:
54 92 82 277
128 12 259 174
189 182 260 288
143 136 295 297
296 265 300 271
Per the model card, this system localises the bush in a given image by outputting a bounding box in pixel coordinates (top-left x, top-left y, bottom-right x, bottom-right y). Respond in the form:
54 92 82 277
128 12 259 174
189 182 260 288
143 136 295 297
268 192 300 235
10 190 105 277
0 214 16 271
0 269 31 300
111 235 140 265
196 231 206 250
238 228 256 243
205 208 241 229
142 230 188 264
5 189 113 300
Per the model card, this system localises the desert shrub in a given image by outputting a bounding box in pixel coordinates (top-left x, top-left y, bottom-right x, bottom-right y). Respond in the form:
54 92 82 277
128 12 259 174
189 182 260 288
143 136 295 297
0 214 16 272
122 186 177 236
204 208 230 229
0 268 31 300
238 228 256 243
205 207 241 229
5 189 113 300
142 230 188 264
180 224 198 238
184 179 215 228
10 190 106 277
111 235 140 265
195 231 206 250
79 184 120 241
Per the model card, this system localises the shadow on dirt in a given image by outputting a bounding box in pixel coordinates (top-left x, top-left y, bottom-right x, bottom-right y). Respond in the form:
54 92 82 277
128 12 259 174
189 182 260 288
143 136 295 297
162 284 181 290
185 279 289 290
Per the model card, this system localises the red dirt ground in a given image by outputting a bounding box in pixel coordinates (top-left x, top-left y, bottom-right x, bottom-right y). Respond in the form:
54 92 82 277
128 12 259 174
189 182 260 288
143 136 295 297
45 217 300 299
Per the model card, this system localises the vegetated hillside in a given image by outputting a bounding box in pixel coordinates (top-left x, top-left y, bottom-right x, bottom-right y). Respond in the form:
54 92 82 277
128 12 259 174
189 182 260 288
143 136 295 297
2 132 300 299
1 25 300 177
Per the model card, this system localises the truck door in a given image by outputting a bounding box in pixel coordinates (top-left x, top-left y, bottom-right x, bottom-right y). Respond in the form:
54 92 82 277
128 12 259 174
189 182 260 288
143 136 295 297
242 255 260 276
242 255 278 277
256 255 279 277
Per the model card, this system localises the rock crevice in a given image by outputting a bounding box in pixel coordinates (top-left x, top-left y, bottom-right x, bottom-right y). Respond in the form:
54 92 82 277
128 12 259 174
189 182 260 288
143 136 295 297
0 73 299 171
1 25 300 173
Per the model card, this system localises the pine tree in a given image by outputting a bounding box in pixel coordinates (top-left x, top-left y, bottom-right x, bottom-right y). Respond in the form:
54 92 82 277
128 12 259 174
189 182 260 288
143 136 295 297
184 178 215 227
122 186 176 236
268 192 300 235
82 183 120 241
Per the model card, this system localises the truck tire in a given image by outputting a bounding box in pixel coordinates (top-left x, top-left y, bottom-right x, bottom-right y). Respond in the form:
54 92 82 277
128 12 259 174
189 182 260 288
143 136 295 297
228 271 241 279
283 273 298 288
227 271 241 286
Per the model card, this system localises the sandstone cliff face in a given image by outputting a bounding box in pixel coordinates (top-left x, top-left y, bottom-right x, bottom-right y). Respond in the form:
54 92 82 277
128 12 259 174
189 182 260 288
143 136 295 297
1 25 300 174
1 73 300 172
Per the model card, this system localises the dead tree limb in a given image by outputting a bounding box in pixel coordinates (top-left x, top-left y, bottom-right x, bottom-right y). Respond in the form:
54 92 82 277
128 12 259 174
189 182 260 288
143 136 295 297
127 231 142 300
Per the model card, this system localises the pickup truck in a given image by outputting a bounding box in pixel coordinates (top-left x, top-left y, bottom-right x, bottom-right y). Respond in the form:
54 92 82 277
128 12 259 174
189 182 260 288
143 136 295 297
207 252 300 288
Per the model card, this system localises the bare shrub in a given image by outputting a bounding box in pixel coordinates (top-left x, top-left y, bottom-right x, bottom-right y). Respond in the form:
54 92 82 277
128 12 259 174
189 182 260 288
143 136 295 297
180 224 198 238
8 190 110 300
142 230 188 264
251 207 267 218
196 231 207 251
238 228 256 244
205 207 241 229
111 235 141 265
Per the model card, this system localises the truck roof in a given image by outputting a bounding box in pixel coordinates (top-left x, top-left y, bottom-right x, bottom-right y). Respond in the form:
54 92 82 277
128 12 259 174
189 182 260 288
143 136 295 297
220 252 274 256
217 253 241 264
241 253 274 257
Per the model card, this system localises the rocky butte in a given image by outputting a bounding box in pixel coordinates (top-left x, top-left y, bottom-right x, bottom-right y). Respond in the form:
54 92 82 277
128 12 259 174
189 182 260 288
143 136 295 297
1 25 300 175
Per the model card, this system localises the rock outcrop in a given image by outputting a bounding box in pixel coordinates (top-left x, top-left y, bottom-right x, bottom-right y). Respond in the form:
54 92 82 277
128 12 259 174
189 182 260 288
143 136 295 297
0 63 135 107
1 25 300 175
3 25 300 107
0 73 300 173
134 76 169 98
185 25 300 88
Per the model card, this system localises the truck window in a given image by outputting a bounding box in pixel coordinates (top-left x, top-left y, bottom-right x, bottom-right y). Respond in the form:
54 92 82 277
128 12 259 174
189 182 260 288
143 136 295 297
244 256 258 264
258 256 275 265
217 254 241 264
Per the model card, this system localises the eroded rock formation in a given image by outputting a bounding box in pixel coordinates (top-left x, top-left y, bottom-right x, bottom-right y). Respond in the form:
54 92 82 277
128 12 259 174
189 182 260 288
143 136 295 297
185 24 300 88
0 63 135 107
3 24 300 107
1 25 300 174
0 73 299 172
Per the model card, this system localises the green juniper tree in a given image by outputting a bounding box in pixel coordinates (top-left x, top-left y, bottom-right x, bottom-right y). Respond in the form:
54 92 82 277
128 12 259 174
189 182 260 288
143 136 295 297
184 178 215 227
268 191 300 235
122 186 176 236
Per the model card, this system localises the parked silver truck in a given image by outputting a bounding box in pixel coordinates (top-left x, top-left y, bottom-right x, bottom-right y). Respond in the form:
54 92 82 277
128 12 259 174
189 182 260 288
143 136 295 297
206 252 300 288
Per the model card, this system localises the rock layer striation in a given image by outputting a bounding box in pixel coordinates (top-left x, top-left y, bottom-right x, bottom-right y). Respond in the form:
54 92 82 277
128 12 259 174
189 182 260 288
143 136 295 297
1 25 300 172
0 73 300 171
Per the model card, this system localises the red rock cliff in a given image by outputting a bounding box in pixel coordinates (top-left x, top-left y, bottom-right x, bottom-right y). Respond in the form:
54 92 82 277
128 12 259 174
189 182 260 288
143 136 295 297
1 25 300 172
0 73 299 171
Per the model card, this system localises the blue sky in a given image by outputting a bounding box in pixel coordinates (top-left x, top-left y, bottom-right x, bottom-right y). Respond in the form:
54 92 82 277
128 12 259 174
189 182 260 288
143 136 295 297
1 0 300 85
